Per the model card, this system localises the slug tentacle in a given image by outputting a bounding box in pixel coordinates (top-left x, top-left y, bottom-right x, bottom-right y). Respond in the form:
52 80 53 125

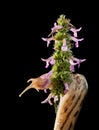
19 79 36 97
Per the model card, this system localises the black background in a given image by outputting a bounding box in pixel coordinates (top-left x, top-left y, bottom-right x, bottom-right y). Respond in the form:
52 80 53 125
4 1 98 130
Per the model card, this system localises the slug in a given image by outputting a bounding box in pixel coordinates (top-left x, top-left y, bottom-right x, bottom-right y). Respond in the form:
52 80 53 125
19 72 53 97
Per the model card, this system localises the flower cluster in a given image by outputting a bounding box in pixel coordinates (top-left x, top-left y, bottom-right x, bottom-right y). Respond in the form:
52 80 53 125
40 15 86 111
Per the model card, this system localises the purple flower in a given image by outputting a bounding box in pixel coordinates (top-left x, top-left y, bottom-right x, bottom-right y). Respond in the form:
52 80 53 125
53 95 58 103
41 70 53 79
69 57 86 72
64 83 69 93
45 70 53 78
39 71 52 90
73 57 86 68
41 93 59 105
64 83 69 90
71 36 84 48
70 27 82 37
42 37 54 47
51 22 63 33
61 38 68 52
41 56 55 68
44 89 47 93
69 59 77 72
41 93 53 105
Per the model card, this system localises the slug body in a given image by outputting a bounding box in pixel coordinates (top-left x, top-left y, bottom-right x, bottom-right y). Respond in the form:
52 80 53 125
54 74 88 130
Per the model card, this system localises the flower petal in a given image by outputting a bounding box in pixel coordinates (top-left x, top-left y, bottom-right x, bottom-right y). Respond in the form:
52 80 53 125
71 36 84 48
42 37 54 47
70 27 82 37
41 93 53 105
51 22 63 33
61 39 68 51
